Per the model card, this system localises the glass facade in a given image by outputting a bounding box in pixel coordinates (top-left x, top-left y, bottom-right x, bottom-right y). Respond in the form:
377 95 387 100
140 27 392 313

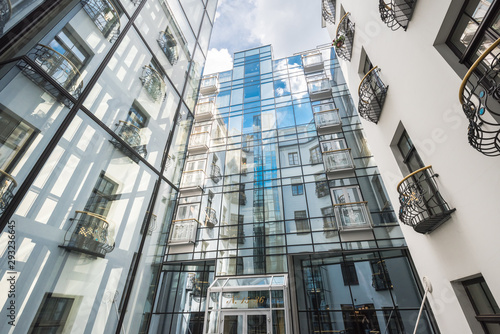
155 45 439 333
0 0 217 333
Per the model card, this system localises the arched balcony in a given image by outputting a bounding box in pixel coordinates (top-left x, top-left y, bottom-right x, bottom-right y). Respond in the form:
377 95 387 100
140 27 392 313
322 0 335 25
60 211 115 258
334 12 355 61
157 28 179 65
0 0 12 34
379 0 417 31
81 0 121 42
460 37 500 156
397 166 455 234
110 121 147 163
140 65 166 102
0 169 16 215
358 66 388 124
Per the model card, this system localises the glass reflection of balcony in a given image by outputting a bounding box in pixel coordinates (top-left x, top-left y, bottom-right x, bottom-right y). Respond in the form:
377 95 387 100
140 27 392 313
18 44 83 104
358 66 388 124
323 149 354 173
307 77 332 101
81 0 121 42
109 121 147 163
169 219 199 245
460 37 500 156
0 0 12 34
194 98 216 121
210 163 221 184
204 207 217 228
322 0 335 24
302 53 324 73
0 169 16 215
180 170 206 191
334 201 372 230
200 74 219 95
379 0 417 31
140 65 166 102
397 166 455 234
60 211 115 258
334 12 355 61
157 28 179 65
188 131 210 153
314 108 341 133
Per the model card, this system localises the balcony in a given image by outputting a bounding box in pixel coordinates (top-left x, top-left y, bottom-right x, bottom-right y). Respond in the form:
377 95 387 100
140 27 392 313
379 0 417 31
302 53 324 73
169 219 199 245
18 44 84 106
323 149 354 173
180 170 206 194
210 163 221 184
157 28 178 65
397 166 455 234
140 65 166 102
334 201 372 230
0 0 11 34
0 169 16 215
59 211 115 258
314 108 341 133
322 0 335 25
358 66 388 124
307 77 332 101
188 131 210 153
194 98 216 121
460 37 500 156
199 74 219 95
109 121 147 163
204 207 217 228
81 0 121 42
334 12 355 62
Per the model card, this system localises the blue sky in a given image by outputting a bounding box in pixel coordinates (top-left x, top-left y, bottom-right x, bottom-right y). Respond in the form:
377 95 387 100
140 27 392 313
203 0 331 74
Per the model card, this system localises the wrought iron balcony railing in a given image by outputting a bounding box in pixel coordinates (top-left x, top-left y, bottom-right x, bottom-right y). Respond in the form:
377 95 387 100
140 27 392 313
358 66 388 124
188 131 210 152
322 0 335 24
0 169 16 215
314 108 341 133
323 149 354 172
379 0 417 31
210 163 221 184
140 65 166 102
334 12 355 61
307 77 332 101
200 74 219 95
169 219 199 244
81 0 121 42
180 170 206 190
0 0 12 34
334 201 372 230
397 166 455 234
157 28 179 65
460 37 500 156
195 98 216 121
60 210 115 258
302 52 324 73
109 121 147 162
18 44 84 105
204 207 217 228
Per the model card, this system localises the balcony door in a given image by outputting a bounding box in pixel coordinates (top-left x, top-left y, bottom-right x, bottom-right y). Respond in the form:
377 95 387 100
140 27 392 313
221 311 270 334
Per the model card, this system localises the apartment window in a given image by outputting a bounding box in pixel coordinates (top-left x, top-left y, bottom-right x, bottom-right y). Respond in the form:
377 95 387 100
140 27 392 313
315 180 329 198
84 172 119 217
341 261 359 285
463 276 500 332
0 108 36 171
397 130 424 173
48 28 91 71
447 0 500 68
28 294 74 333
288 152 299 165
371 260 392 291
292 184 304 196
362 53 374 75
127 104 148 128
294 210 309 233
309 145 322 164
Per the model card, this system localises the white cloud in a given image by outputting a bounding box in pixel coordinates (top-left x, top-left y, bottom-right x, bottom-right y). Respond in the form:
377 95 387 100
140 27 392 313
204 48 233 75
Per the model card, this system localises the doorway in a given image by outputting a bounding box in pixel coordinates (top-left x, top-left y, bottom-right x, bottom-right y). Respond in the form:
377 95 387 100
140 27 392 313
221 311 270 334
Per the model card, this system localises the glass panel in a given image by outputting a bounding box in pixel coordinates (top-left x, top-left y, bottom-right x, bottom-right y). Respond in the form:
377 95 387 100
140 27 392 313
222 291 270 309
248 314 267 334
223 314 243 334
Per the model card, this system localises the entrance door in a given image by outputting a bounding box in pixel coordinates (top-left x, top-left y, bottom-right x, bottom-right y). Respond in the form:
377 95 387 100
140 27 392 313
221 311 270 334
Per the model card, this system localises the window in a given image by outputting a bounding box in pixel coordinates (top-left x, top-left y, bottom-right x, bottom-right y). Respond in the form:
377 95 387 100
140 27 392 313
48 28 91 71
362 53 374 75
397 130 424 173
447 0 500 68
309 145 322 164
341 261 359 285
371 260 392 291
84 172 119 217
294 210 309 233
292 184 304 196
28 294 74 333
462 276 500 332
288 152 299 165
126 104 148 128
315 180 329 198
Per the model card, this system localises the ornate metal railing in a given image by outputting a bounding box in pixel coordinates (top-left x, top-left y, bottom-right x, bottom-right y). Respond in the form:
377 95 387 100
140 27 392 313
140 65 166 102
169 219 199 244
358 66 388 123
334 12 355 61
334 201 372 230
0 169 16 215
322 0 335 24
460 37 500 156
379 0 417 31
323 149 354 172
109 121 147 162
81 0 121 42
157 28 178 65
204 207 217 228
18 44 84 104
0 0 12 34
314 108 341 130
60 210 115 258
210 163 221 184
180 170 206 189
397 166 455 234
